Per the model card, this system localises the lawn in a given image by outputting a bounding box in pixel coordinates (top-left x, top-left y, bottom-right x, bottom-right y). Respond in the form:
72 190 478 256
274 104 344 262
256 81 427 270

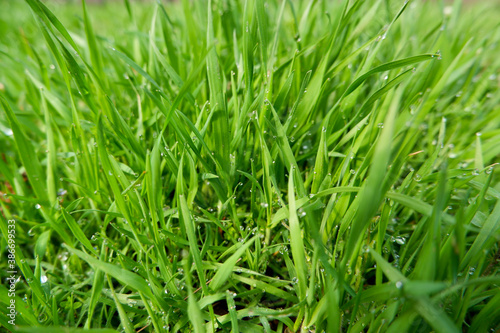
1 0 500 332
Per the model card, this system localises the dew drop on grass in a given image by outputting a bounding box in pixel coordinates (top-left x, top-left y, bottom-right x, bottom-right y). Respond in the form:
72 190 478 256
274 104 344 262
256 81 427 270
395 237 406 245
58 252 69 261
35 203 41 209
57 188 67 196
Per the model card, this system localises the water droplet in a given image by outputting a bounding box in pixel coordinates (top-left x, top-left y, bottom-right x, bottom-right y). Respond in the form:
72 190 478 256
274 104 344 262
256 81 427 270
58 251 69 261
35 204 41 209
38 313 47 323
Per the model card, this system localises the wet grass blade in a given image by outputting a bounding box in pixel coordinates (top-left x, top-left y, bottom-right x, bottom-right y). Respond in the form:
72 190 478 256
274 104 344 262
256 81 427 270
210 236 257 291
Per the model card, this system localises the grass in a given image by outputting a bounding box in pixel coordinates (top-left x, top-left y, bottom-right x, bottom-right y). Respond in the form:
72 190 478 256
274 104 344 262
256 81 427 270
1 0 500 332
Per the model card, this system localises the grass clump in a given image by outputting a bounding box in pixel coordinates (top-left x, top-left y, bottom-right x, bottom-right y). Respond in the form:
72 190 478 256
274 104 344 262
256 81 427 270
1 0 500 332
